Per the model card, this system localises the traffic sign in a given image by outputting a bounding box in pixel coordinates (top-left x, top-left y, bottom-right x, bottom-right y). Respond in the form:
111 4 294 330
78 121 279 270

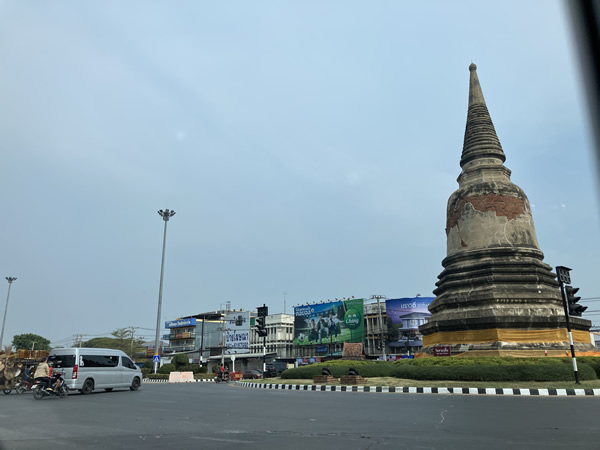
153 355 160 363
555 266 572 285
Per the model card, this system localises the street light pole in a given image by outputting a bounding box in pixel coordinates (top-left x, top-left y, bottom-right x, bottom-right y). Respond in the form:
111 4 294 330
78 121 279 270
153 209 175 374
0 277 17 350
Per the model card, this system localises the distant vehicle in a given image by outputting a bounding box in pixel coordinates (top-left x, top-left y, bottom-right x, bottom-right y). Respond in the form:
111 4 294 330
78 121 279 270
48 348 142 394
265 361 288 377
243 369 263 379
263 367 277 378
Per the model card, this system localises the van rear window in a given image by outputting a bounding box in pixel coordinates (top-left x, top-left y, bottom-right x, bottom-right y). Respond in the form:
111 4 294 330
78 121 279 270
48 355 75 368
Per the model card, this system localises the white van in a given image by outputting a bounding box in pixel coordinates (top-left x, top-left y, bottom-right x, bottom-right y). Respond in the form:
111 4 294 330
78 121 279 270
48 348 142 394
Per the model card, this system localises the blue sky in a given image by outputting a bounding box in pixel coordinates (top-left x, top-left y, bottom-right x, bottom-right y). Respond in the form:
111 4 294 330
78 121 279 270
1 1 598 347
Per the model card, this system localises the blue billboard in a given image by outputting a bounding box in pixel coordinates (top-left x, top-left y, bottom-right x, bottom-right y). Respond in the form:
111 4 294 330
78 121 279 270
165 318 197 328
385 297 434 347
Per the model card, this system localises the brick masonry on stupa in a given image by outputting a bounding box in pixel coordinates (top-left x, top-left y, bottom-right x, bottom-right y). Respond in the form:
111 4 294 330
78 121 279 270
418 64 593 354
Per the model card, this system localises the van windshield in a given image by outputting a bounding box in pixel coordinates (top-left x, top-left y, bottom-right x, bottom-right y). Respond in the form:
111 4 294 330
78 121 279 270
48 355 75 368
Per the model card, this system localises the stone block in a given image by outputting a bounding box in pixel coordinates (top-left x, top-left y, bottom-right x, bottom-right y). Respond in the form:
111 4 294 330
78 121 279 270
313 375 337 384
340 375 366 385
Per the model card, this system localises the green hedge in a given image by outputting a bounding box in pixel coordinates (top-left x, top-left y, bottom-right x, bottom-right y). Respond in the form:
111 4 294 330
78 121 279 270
146 374 170 380
393 363 596 382
577 357 600 378
281 358 599 382
403 357 567 367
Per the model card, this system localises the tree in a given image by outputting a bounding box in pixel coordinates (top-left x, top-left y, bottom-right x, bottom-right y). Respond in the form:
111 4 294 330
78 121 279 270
81 328 146 357
12 333 51 351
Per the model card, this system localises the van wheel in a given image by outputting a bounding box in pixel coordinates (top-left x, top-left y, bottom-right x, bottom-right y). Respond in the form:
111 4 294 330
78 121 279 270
104 388 113 392
81 379 94 395
130 377 140 391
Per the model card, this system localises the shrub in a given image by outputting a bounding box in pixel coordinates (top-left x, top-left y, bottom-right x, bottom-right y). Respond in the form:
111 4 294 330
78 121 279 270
142 360 154 369
171 354 190 369
157 363 176 374
141 368 151 377
195 365 208 374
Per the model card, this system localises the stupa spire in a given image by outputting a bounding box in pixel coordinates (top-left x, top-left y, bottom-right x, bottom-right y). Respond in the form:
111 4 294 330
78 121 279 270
459 63 508 185
468 63 486 106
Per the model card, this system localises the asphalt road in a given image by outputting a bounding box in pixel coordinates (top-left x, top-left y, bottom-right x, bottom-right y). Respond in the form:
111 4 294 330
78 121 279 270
0 382 598 449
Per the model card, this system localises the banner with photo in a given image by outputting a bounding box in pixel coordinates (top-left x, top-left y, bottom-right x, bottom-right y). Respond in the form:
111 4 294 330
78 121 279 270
225 311 250 353
294 298 364 346
385 297 434 347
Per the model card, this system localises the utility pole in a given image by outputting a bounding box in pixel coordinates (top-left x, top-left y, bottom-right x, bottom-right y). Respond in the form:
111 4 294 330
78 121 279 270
0 277 17 350
153 208 176 374
370 295 387 360
220 303 231 369
130 326 136 356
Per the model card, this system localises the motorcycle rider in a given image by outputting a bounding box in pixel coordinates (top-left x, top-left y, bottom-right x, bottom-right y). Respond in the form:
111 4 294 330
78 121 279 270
20 365 33 385
34 358 59 392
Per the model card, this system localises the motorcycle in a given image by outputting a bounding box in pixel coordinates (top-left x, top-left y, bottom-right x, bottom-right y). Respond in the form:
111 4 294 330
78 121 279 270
32 372 68 400
15 377 35 394
215 372 230 383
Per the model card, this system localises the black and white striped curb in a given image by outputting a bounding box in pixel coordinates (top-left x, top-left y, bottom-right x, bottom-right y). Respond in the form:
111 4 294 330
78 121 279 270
142 378 215 383
237 382 600 397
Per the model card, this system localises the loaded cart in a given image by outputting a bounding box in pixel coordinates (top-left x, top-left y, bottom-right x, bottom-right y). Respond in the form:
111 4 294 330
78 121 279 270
0 349 49 394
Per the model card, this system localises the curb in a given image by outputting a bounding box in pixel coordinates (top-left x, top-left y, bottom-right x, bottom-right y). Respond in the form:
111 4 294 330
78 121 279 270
236 382 600 397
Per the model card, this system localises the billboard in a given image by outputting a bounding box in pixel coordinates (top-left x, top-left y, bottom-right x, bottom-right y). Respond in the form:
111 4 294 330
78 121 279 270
294 298 364 346
225 311 250 354
385 297 434 347
165 318 197 328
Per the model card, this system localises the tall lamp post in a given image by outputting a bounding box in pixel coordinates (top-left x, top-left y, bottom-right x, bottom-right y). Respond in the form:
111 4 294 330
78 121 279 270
153 209 175 374
0 277 17 350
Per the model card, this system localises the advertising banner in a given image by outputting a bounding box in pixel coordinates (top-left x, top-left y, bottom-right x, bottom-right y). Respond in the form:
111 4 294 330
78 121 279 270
294 298 364 346
225 311 250 353
385 297 434 347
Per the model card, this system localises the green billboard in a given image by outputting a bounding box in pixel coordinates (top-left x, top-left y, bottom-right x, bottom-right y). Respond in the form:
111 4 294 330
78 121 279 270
293 298 364 346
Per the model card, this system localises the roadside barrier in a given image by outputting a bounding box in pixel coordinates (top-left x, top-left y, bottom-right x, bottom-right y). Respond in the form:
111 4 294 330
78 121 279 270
235 381 600 397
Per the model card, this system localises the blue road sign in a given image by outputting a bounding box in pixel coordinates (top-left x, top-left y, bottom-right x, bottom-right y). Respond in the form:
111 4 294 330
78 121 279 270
153 355 160 363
